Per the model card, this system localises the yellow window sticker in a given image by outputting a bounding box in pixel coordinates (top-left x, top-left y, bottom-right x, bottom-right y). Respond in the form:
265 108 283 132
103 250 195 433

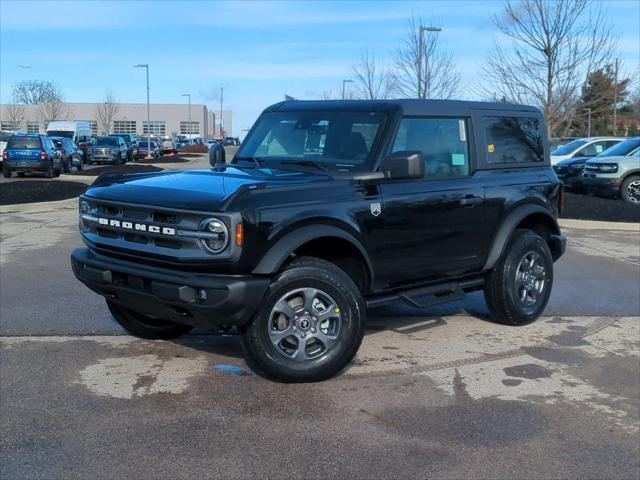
488 144 495 153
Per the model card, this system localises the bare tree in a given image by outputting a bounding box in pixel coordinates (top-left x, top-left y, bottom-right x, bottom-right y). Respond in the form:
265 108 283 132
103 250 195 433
393 16 461 99
95 89 120 134
351 50 396 100
35 82 69 126
12 80 58 105
480 0 616 137
3 100 25 130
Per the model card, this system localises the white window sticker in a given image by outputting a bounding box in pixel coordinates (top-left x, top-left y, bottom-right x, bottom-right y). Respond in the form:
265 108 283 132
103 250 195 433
451 153 466 166
595 144 604 153
459 120 466 142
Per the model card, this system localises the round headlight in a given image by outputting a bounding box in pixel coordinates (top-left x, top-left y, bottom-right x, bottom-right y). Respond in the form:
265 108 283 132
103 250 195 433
200 218 229 254
79 200 90 215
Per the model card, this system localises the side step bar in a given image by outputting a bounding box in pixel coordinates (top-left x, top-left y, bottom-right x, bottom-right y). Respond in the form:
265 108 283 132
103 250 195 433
366 278 484 309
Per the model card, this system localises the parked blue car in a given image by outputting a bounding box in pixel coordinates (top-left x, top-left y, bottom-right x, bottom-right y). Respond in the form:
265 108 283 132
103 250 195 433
2 133 63 178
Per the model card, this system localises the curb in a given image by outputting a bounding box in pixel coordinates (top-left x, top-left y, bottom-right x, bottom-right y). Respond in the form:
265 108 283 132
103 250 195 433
559 218 639 231
0 197 78 215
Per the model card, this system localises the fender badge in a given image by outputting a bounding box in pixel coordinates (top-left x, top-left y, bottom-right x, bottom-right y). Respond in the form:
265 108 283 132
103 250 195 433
370 202 382 217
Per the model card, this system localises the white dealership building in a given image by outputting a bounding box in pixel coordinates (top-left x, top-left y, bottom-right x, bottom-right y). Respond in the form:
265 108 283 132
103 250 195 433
0 102 233 138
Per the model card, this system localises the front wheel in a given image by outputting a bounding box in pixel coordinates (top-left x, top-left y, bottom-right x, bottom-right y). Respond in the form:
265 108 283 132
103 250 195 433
621 175 640 205
241 257 365 382
107 300 194 339
484 229 553 326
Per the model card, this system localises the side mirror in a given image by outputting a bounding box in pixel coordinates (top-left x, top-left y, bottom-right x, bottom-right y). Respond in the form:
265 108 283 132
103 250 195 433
209 142 226 167
382 151 424 179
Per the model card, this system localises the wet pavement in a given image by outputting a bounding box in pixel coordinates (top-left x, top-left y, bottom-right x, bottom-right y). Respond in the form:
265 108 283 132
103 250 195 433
1 209 639 479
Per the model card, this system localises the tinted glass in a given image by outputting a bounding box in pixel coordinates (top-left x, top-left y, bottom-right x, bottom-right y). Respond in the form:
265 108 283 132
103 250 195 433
551 139 588 155
484 117 543 164
95 137 118 146
237 111 386 169
598 138 640 157
47 130 74 139
392 117 470 178
7 136 42 149
578 141 612 157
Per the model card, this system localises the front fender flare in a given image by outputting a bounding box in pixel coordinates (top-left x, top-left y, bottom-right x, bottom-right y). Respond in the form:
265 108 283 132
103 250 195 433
483 204 560 271
252 224 373 282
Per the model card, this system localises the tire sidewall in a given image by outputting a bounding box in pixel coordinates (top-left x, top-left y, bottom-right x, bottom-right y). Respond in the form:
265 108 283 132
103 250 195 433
621 176 640 204
502 232 553 321
246 263 364 380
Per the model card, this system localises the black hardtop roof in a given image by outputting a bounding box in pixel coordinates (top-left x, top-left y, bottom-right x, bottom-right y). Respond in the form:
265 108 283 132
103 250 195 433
264 99 540 116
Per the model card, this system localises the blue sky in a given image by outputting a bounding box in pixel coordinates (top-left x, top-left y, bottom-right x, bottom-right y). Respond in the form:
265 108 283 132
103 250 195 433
1 0 638 135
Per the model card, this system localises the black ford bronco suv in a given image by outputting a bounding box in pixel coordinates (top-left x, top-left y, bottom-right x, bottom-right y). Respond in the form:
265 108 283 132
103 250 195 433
71 100 566 382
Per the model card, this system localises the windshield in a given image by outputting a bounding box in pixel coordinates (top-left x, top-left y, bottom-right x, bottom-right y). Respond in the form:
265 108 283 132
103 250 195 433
47 130 74 139
7 136 41 149
140 142 157 149
597 137 640 157
236 111 386 170
112 135 131 145
552 139 588 155
95 137 118 146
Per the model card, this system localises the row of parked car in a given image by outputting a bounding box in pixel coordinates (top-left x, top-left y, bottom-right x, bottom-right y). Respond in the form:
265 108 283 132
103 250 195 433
551 136 640 204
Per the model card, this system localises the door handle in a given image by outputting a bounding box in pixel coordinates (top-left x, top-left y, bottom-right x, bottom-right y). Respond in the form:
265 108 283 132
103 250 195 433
460 195 483 207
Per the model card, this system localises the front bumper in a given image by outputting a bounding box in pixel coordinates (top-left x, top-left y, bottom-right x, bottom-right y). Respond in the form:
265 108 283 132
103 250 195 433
71 248 270 329
91 154 118 162
580 175 621 197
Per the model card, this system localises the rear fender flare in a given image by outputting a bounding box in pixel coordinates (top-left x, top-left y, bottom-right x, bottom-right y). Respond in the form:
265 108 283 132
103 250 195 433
483 204 560 271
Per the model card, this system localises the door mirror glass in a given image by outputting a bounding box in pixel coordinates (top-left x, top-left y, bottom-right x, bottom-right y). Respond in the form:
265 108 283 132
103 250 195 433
382 151 424 179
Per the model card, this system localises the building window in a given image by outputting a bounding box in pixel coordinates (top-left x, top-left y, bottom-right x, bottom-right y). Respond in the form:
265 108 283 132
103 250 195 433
180 121 200 135
26 121 39 133
113 120 137 134
143 120 165 136
1 121 20 131
89 120 98 135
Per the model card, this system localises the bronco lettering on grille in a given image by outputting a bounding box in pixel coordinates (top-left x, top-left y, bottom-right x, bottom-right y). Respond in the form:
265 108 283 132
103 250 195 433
98 217 175 236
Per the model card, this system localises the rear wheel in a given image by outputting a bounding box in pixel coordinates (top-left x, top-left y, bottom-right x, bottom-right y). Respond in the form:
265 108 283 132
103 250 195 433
2 163 11 178
484 229 553 326
16 172 25 177
45 161 54 178
241 257 365 382
621 175 640 204
107 300 194 339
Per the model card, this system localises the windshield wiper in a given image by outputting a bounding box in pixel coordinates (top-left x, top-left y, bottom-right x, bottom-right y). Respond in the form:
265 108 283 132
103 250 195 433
280 160 329 172
233 156 265 168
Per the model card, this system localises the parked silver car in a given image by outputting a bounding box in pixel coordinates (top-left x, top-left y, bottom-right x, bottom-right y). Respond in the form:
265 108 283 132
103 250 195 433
89 136 128 164
159 136 176 154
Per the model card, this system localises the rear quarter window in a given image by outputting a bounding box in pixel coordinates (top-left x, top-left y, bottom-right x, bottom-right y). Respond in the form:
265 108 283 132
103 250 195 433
484 117 543 164
7 136 42 149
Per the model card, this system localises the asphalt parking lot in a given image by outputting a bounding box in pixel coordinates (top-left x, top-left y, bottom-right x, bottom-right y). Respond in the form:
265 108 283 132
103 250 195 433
0 206 638 479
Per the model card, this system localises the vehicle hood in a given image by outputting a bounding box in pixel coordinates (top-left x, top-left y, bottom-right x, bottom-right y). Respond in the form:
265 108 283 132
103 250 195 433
84 166 331 211
555 156 589 167
550 154 572 165
586 155 637 165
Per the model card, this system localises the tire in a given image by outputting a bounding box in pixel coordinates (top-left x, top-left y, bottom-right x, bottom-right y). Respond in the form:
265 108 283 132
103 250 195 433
64 158 71 173
621 175 640 205
77 155 84 171
241 256 366 382
2 164 11 178
16 172 25 177
45 162 54 178
107 300 194 339
484 229 553 326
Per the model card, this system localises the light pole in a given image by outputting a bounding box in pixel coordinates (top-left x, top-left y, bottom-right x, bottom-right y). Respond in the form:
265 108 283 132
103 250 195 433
418 26 442 98
181 93 191 142
342 79 353 100
585 108 592 137
133 64 151 159
219 86 224 139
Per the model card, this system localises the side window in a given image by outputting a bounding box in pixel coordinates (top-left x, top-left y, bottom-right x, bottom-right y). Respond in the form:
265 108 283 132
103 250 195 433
484 117 543 164
576 142 606 157
392 118 470 178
